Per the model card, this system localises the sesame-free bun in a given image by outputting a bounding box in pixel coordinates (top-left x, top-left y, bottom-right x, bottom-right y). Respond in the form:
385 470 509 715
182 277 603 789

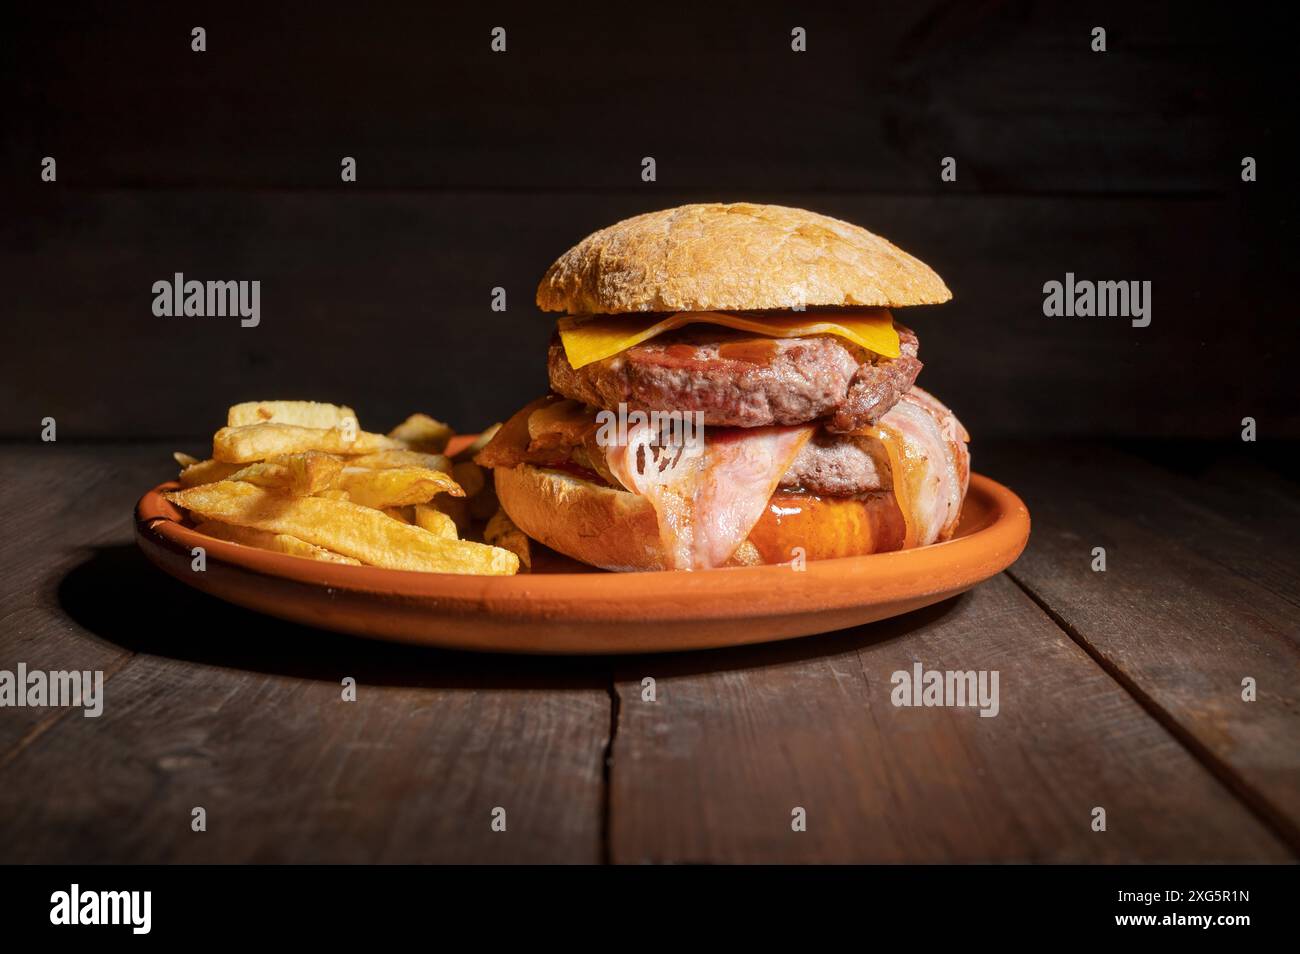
536 203 952 315
493 461 907 572
494 463 666 571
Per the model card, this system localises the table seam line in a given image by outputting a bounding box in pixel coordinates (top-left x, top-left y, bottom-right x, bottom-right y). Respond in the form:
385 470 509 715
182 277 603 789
1005 568 1300 857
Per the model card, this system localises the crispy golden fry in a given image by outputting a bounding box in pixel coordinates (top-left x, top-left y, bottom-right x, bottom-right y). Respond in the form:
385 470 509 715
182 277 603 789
179 458 244 487
450 461 486 498
194 520 361 565
169 400 518 576
430 492 471 534
485 508 532 570
212 423 402 463
338 466 463 509
226 460 291 489
166 482 518 575
347 449 453 473
227 451 344 496
227 400 357 429
469 485 500 521
458 423 502 462
285 451 345 494
412 503 458 539
388 413 454 453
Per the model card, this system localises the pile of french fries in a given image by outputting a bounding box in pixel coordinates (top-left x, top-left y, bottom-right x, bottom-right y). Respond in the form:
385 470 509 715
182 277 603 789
164 400 530 575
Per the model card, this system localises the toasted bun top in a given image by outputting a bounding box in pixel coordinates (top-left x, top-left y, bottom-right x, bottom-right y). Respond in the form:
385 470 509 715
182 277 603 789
536 203 951 314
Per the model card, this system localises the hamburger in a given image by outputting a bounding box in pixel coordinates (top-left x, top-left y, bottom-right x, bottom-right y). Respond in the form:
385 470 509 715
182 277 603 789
477 203 970 571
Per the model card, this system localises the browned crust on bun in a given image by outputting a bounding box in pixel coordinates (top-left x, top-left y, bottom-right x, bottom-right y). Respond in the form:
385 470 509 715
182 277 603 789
536 203 952 314
494 463 667 571
493 462 906 572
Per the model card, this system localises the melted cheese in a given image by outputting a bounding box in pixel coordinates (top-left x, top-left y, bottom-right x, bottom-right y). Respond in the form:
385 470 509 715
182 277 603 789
863 388 970 548
866 423 919 550
558 310 900 369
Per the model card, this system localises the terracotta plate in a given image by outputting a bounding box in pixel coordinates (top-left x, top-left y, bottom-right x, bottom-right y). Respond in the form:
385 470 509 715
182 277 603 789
135 452 1030 654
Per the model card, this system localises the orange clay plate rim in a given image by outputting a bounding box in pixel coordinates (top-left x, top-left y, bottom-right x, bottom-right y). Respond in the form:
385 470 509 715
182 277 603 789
134 470 1030 654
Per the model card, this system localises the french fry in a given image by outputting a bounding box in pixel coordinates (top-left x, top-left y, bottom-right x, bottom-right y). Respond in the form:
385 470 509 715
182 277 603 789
457 423 502 462
167 400 521 577
179 458 243 487
284 451 345 494
227 400 357 429
212 423 402 463
166 481 518 575
450 461 486 498
227 452 344 496
485 508 532 570
194 520 361 565
347 449 453 473
338 466 463 509
226 460 292 490
412 503 458 539
388 413 454 453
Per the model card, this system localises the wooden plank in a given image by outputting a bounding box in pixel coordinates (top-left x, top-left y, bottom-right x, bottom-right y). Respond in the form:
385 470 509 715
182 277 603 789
1109 443 1300 609
1128 441 1300 521
981 442 1300 848
607 573 1289 863
0 646 609 863
5 190 1284 442
985 441 1300 611
0 444 609 863
0 445 154 754
5 442 1294 863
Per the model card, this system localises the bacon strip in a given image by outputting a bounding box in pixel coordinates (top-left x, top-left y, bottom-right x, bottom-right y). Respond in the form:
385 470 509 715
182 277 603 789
872 387 970 546
605 422 813 570
482 387 971 567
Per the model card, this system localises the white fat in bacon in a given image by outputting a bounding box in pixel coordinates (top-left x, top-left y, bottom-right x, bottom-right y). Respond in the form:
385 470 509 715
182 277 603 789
875 387 970 546
605 422 813 570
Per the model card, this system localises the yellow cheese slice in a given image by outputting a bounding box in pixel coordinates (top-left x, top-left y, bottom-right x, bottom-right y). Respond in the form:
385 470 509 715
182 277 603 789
557 311 900 369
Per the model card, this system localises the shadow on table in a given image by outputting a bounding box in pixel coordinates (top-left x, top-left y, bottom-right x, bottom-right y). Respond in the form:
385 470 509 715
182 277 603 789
58 544 964 689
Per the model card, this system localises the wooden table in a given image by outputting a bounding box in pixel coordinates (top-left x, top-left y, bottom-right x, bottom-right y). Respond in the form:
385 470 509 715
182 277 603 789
1 440 1296 864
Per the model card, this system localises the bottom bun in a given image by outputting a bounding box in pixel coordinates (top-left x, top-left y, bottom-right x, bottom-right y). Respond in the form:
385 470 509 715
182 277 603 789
493 462 907 572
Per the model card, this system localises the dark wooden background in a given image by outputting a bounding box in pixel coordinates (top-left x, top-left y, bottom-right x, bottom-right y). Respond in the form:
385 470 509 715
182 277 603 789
4 1 1294 441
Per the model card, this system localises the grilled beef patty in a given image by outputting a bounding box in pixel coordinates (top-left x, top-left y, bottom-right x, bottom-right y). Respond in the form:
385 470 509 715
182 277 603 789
547 323 920 432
